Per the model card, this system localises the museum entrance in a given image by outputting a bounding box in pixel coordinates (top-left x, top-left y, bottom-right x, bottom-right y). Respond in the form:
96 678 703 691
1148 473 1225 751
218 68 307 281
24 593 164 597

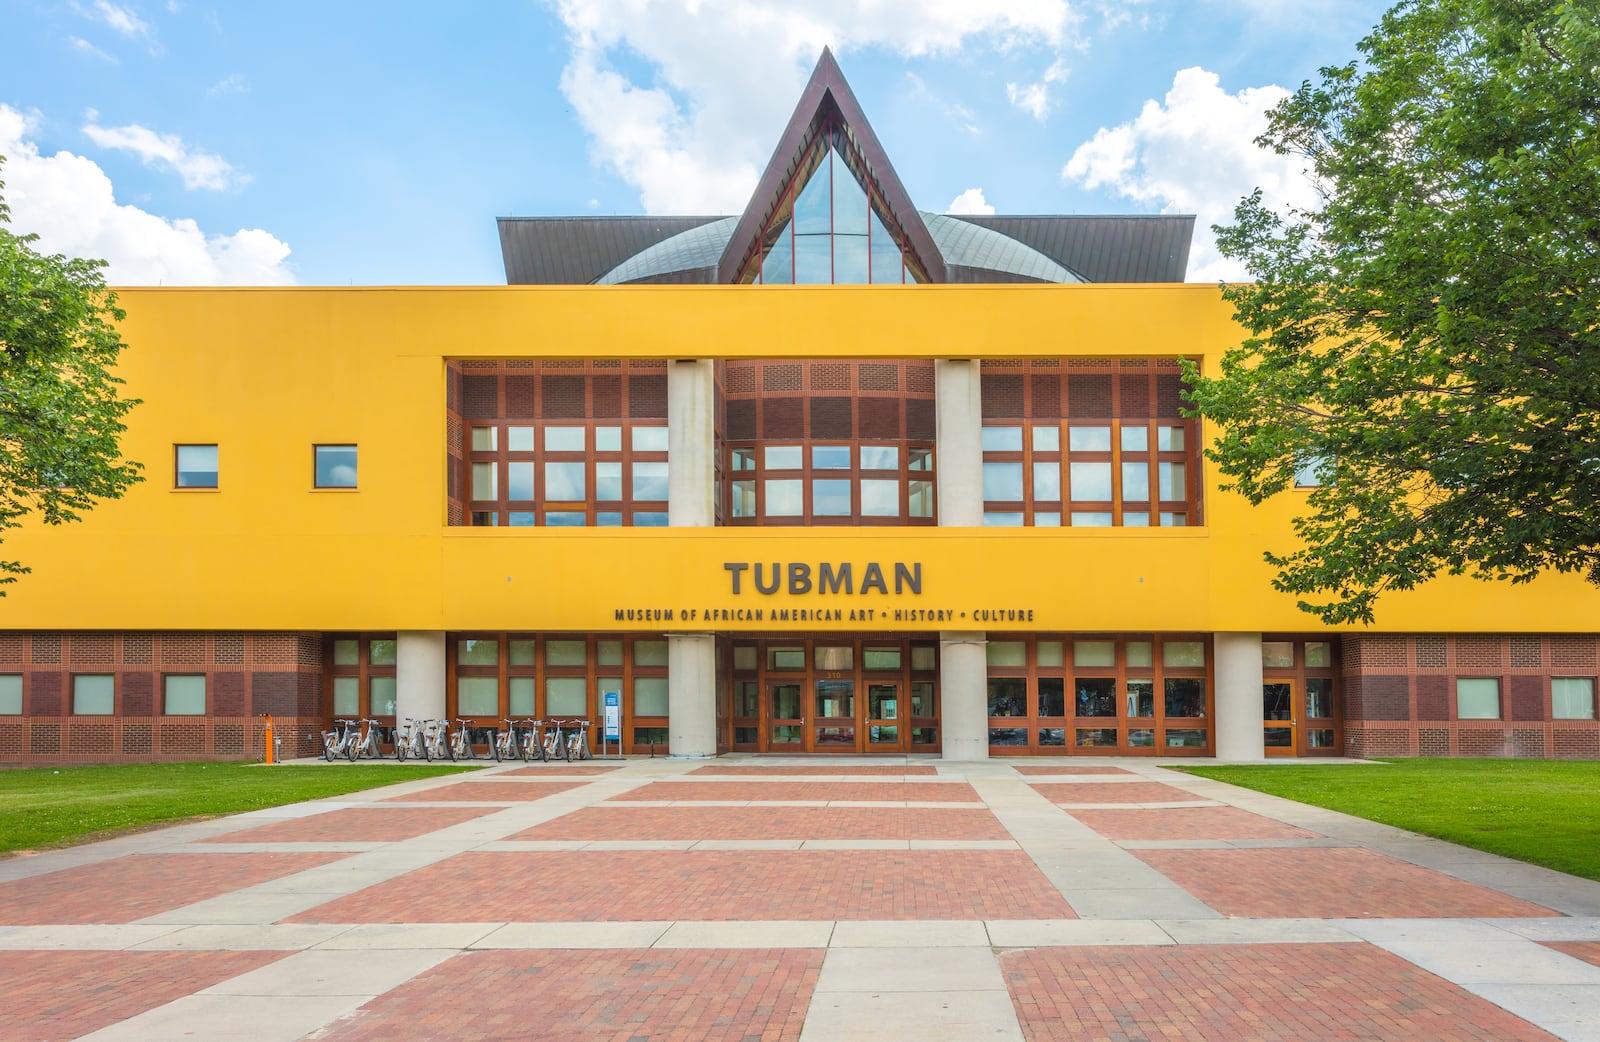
728 637 940 754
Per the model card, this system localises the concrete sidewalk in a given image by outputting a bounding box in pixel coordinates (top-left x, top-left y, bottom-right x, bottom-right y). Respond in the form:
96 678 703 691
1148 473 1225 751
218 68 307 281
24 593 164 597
2 756 1598 1041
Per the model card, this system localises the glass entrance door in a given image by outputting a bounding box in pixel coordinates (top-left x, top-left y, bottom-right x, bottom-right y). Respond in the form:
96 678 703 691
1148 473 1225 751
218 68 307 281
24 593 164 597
867 682 902 750
814 679 856 750
1263 680 1295 756
769 682 803 751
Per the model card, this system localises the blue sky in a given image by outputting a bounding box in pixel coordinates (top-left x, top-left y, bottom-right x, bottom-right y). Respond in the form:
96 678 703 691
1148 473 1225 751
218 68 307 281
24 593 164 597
0 0 1390 285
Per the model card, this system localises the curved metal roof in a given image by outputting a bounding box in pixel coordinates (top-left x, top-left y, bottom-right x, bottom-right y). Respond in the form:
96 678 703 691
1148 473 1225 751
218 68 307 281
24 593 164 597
595 218 736 285
920 213 1083 283
596 212 1084 286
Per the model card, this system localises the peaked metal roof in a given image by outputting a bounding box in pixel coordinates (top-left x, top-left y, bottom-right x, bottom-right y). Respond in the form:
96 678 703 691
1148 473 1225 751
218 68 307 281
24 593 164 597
714 48 947 284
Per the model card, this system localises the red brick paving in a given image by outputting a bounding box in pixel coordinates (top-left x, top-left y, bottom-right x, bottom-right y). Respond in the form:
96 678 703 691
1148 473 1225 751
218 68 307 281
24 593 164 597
1543 940 1600 968
1032 780 1200 804
497 764 621 776
511 805 1010 841
203 806 503 843
1002 943 1558 1041
0 949 287 1042
609 781 981 802
1012 764 1132 776
314 948 820 1042
1068 806 1320 841
381 781 587 803
288 849 1072 922
690 764 939 776
1134 847 1556 919
0 852 349 924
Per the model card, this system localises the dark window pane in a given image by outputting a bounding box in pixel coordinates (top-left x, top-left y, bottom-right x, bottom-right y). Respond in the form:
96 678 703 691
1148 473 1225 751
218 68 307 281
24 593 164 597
1164 678 1206 717
1076 678 1116 717
987 678 1027 717
1038 678 1066 717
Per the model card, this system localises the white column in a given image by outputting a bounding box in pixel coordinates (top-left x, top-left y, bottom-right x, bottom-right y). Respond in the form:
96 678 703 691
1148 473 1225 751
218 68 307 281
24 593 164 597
395 630 446 723
935 359 983 526
940 631 989 761
668 359 715 526
668 633 717 757
1213 632 1265 760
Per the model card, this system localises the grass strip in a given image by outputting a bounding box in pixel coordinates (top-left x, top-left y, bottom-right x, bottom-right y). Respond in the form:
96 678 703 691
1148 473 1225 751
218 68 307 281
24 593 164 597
1176 758 1600 883
0 761 484 856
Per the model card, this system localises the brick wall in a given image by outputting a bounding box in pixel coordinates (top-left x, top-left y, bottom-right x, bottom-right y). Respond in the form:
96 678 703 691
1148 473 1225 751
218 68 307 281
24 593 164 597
1341 634 1600 759
0 632 325 765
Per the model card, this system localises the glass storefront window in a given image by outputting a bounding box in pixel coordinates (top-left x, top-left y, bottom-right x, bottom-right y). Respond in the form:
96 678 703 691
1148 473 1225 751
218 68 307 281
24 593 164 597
987 678 1027 717
333 639 359 666
1126 679 1155 717
814 645 853 670
596 462 623 501
594 426 620 452
1033 426 1060 451
634 677 669 716
1305 641 1333 668
909 480 934 518
546 677 587 716
863 647 901 670
634 640 669 666
765 445 802 469
735 681 759 717
1121 462 1149 502
1076 679 1116 717
597 640 623 666
544 427 584 452
910 682 935 716
1164 678 1206 717
632 462 668 500
733 644 758 671
1069 426 1111 452
989 727 1028 746
813 445 851 468
1121 426 1149 452
861 445 899 469
1553 678 1597 720
1165 728 1207 747
369 639 396 666
371 676 397 716
1039 727 1066 746
983 462 1024 500
815 680 854 717
508 677 535 715
546 640 587 667
632 426 668 452
1038 678 1065 717
732 480 757 517
1307 678 1335 718
1033 462 1061 500
861 480 899 516
982 427 1022 452
1069 462 1112 500
1126 642 1154 667
813 479 851 515
765 479 803 516
1036 641 1064 667
508 639 535 666
1163 641 1205 667
332 676 358 716
769 647 805 671
1077 727 1118 747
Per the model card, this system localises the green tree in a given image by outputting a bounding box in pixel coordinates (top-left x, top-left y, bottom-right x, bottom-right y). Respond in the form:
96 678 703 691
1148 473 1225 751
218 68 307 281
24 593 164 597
0 158 142 592
1188 0 1600 624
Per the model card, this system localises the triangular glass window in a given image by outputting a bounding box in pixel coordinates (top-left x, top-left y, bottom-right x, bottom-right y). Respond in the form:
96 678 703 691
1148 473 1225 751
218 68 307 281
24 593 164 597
749 136 921 285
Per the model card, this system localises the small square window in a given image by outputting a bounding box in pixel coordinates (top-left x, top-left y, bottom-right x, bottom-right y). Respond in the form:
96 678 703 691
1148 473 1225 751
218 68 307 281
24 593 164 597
72 674 115 715
0 674 20 714
1456 678 1501 719
164 674 207 715
1552 678 1596 720
175 444 218 488
314 445 358 488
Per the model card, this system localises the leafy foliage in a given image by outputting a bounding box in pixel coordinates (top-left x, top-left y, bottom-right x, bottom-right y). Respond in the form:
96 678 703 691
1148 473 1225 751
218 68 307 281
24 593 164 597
1187 0 1600 623
0 157 142 590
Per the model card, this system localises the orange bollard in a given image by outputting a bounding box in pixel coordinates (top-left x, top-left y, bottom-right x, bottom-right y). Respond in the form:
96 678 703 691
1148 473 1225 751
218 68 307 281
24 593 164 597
261 713 276 764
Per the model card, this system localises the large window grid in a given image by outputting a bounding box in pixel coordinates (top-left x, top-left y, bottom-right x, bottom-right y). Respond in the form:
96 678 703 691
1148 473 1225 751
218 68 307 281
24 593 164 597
981 421 1193 526
449 634 668 753
727 441 935 525
985 635 1212 755
467 421 668 527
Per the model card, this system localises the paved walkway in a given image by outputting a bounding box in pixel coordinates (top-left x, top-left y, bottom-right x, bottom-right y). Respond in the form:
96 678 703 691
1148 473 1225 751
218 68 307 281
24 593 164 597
3 756 1599 1041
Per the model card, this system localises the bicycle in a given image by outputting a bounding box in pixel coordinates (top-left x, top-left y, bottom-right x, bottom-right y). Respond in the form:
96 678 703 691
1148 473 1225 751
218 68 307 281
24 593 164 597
449 718 482 760
350 718 385 760
393 717 429 762
518 718 551 762
321 718 360 762
540 718 569 762
563 719 592 761
424 718 454 761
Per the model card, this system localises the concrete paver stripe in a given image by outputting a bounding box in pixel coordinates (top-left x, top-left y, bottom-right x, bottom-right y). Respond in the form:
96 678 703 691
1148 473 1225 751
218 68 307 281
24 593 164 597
286 849 1074 923
1001 942 1561 1041
1011 765 1133 775
309 948 823 1041
1031 780 1201 804
1541 940 1600 969
691 764 940 776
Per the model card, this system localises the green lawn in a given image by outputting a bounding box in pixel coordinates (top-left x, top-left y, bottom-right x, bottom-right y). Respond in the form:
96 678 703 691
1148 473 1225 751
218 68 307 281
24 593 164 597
0 762 484 856
1176 758 1600 883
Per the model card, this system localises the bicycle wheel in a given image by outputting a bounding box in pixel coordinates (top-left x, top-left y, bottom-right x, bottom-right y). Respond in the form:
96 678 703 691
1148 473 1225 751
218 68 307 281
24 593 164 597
321 732 337 762
440 729 455 761
395 730 408 762
489 731 502 762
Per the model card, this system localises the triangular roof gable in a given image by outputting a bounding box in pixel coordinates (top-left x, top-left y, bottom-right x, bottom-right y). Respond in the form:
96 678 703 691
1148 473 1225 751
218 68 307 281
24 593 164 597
716 48 947 284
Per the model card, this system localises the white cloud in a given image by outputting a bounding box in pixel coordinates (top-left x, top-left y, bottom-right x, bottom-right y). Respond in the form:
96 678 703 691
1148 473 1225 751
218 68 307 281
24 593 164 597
68 36 117 62
0 105 293 285
90 0 150 37
946 187 996 215
81 117 247 191
1006 58 1068 122
1062 66 1314 280
207 74 247 96
550 0 1083 213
